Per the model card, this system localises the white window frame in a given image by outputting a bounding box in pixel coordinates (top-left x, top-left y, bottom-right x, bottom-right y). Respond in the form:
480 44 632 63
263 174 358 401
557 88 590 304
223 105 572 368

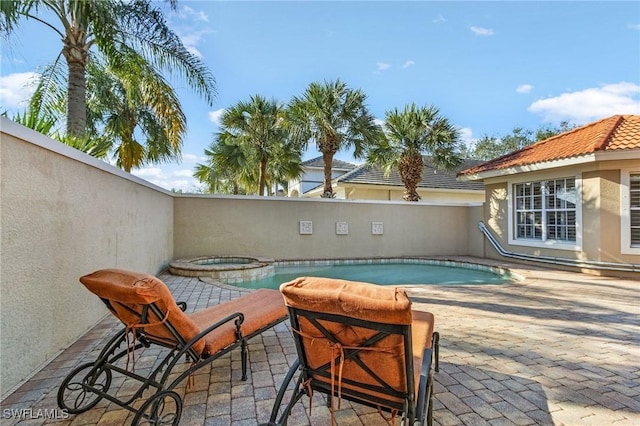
507 175 582 251
621 169 640 255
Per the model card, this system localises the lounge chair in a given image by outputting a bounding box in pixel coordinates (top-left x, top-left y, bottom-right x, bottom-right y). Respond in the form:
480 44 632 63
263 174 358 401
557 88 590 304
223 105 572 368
57 269 288 425
268 277 439 426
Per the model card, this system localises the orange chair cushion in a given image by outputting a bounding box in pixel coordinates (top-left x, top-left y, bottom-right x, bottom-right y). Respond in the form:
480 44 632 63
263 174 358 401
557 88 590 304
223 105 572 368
188 289 287 356
80 269 287 357
280 276 435 408
280 276 413 325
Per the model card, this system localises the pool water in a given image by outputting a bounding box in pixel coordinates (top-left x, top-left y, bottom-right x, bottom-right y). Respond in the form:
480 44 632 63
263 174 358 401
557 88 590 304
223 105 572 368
231 262 513 290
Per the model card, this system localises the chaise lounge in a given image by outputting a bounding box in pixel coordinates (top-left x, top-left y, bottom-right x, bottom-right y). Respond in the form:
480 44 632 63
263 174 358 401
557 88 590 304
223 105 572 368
268 276 440 425
57 269 288 425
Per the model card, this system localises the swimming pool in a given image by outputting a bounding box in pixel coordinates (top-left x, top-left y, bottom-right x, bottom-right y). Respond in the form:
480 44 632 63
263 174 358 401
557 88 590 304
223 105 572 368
230 259 517 289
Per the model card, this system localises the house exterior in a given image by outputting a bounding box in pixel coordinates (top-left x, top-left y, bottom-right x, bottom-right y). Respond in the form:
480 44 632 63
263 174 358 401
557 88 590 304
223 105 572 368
288 157 357 197
292 156 485 203
458 114 640 275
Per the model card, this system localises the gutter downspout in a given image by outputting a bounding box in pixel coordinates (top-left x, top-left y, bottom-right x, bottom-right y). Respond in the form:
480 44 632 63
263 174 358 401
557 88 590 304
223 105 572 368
478 221 640 273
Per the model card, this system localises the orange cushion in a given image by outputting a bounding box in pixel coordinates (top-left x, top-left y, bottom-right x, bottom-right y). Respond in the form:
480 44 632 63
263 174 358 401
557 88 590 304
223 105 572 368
188 288 287 356
80 269 287 357
80 269 205 353
279 276 435 409
280 276 413 325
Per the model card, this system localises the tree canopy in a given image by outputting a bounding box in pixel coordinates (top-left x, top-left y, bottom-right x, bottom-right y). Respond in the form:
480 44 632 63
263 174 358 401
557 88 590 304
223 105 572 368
466 121 577 161
0 0 215 145
366 104 462 201
287 79 383 198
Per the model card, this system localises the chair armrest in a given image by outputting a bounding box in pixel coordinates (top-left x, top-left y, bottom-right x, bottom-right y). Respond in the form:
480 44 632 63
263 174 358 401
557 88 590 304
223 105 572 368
174 312 245 360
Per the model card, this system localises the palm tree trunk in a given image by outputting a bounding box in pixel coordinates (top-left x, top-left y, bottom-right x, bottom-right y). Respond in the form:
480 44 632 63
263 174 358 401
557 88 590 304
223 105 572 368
322 150 335 198
63 24 89 138
67 59 87 138
259 157 268 196
399 154 423 202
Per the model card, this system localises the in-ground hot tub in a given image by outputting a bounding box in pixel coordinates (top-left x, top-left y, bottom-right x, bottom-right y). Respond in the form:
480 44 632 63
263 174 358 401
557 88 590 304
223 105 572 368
168 256 274 284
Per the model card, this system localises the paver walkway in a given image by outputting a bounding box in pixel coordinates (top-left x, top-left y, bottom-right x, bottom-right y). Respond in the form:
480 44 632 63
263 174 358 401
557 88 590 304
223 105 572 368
1 258 638 425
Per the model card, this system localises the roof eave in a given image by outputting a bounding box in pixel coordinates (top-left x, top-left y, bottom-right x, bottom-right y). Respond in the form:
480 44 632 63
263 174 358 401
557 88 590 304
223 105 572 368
458 154 598 181
458 149 640 181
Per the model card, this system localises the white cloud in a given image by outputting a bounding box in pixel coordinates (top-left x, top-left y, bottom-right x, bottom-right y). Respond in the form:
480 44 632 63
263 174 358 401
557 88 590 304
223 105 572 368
0 72 39 109
208 109 225 126
432 14 446 24
402 60 415 69
170 5 212 59
528 82 640 124
132 167 204 192
177 29 211 58
470 26 494 36
374 118 385 127
629 23 640 30
376 62 391 71
176 5 209 22
173 169 195 178
516 84 533 94
458 127 477 149
182 153 205 164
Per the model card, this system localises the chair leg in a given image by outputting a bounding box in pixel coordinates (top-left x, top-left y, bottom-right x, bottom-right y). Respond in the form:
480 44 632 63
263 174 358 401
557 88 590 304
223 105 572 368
269 360 304 425
241 339 248 381
432 332 440 372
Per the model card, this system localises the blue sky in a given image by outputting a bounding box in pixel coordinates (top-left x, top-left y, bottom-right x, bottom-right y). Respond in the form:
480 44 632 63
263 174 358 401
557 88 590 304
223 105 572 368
1 1 639 191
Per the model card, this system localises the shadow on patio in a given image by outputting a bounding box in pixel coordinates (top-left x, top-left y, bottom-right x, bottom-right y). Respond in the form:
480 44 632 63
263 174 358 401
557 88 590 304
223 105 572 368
1 262 639 425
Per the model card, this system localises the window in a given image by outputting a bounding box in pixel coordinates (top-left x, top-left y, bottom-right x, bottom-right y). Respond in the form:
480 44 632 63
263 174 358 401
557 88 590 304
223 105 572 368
513 178 577 243
621 170 640 254
630 173 640 247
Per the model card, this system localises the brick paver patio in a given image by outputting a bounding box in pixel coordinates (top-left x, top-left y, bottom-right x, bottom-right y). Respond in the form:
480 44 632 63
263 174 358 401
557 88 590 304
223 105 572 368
1 258 638 425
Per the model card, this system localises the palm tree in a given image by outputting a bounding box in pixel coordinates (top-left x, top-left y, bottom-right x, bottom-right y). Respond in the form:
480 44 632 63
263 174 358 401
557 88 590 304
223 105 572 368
367 104 462 202
288 79 382 198
194 131 256 195
86 54 186 172
0 0 215 138
28 53 187 172
220 95 289 196
265 137 304 196
8 70 112 160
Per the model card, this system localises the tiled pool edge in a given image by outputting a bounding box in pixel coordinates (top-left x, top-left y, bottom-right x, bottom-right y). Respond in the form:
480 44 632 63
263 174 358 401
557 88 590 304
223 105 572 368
274 257 525 281
199 256 525 287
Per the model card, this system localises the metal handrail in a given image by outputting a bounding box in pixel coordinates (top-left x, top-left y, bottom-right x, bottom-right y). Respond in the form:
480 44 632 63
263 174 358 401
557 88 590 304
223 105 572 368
478 221 639 273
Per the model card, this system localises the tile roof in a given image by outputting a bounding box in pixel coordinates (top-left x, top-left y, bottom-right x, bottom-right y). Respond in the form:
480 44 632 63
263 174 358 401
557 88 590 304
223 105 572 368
302 156 358 170
338 158 485 191
459 115 640 177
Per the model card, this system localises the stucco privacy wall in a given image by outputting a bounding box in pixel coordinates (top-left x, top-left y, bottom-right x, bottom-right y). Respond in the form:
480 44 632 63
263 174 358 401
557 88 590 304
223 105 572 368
0 118 174 398
173 196 483 260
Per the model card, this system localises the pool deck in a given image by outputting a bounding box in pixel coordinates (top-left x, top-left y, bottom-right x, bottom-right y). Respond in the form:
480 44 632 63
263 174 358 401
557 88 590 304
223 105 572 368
1 257 639 425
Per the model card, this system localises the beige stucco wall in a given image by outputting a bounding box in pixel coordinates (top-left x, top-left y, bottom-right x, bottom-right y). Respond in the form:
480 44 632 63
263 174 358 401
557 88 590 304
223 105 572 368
0 118 489 399
584 166 638 265
481 161 640 268
173 196 482 260
0 119 174 397
466 205 485 258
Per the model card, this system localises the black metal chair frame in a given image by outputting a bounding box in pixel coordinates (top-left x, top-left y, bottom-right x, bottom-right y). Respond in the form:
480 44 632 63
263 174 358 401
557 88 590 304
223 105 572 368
58 297 286 425
268 306 440 426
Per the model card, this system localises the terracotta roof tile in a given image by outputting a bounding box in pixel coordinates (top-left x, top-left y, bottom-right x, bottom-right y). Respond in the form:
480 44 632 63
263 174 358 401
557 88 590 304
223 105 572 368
459 115 640 176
